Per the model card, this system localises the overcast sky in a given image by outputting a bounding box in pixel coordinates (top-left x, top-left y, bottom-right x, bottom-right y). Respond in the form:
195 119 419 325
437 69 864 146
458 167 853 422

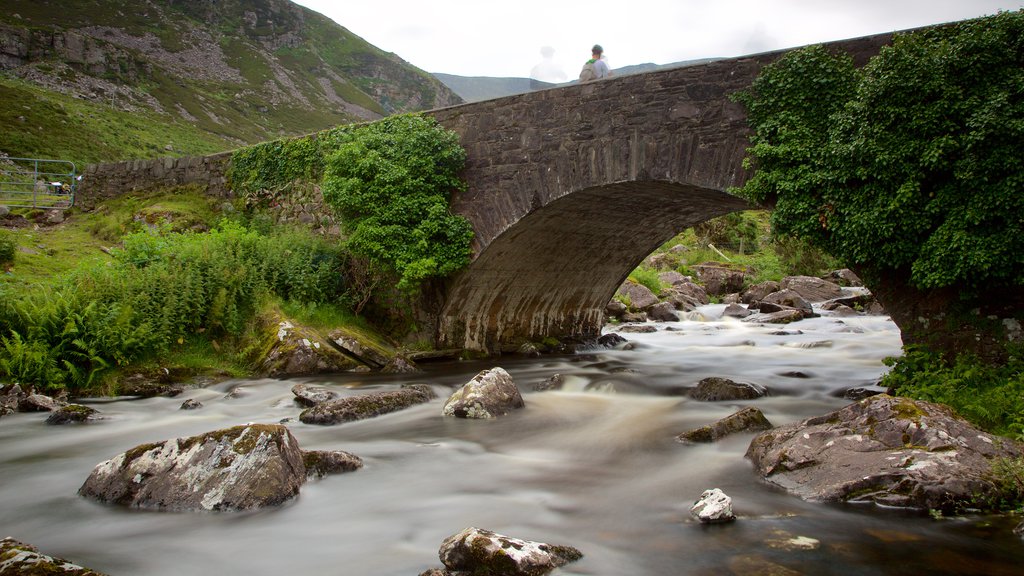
292 1 1023 79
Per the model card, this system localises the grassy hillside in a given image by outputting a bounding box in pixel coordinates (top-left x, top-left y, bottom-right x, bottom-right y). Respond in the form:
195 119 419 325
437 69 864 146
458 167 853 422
0 0 461 165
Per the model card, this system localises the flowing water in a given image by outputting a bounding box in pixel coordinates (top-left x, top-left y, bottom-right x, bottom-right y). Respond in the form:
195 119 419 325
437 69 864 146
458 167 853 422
2 304 1022 575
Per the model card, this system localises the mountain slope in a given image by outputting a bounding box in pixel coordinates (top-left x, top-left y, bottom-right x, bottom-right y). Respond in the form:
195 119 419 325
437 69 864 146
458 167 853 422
0 0 462 164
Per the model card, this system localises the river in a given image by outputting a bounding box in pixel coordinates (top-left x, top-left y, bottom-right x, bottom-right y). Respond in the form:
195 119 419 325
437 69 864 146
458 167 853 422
1 304 1022 575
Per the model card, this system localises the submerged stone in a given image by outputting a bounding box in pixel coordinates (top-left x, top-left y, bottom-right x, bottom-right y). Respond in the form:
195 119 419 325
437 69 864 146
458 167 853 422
690 377 767 401
291 383 339 407
46 404 99 424
302 450 363 478
677 407 773 443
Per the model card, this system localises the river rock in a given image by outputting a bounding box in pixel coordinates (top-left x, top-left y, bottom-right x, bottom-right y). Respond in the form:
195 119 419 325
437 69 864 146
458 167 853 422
533 374 565 392
302 450 363 478
617 324 657 334
381 353 423 374
658 270 688 285
690 488 736 523
741 280 781 304
721 303 752 318
823 268 863 287
780 275 843 302
648 301 680 322
78 424 308 511
17 393 62 412
299 385 435 425
443 367 524 419
328 331 390 369
744 309 805 324
605 299 627 318
616 280 659 311
693 263 747 296
596 333 628 348
179 398 203 410
46 404 99 424
291 383 339 407
745 394 1024 512
677 407 773 443
0 537 107 575
757 289 813 315
690 377 767 401
438 527 583 576
665 281 710 308
621 311 648 323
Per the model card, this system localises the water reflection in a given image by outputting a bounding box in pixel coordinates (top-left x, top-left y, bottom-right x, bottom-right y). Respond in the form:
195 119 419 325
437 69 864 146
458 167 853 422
1 304 1021 575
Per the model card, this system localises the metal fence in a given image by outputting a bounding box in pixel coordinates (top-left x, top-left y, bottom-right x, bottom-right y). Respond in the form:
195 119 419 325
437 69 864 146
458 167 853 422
0 157 77 210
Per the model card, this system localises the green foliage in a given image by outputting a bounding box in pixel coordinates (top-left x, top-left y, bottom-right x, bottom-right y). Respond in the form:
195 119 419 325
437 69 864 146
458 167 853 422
692 212 763 253
991 456 1024 510
734 12 1024 294
883 346 1024 441
628 266 664 295
321 114 473 292
0 221 347 391
0 230 14 267
771 234 843 278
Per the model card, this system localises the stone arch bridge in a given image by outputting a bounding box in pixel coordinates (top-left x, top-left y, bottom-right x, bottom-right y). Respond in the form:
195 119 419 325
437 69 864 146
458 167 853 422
426 32 893 352
79 31 901 353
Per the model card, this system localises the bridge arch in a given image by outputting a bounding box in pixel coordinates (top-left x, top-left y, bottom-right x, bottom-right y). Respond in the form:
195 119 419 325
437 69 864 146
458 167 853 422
437 180 750 351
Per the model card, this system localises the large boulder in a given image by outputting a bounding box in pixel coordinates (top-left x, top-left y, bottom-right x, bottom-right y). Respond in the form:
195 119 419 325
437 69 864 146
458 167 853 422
677 407 773 443
690 488 736 524
79 424 309 511
693 263 747 296
291 383 339 407
756 289 813 315
616 281 660 311
647 301 680 322
665 281 710 309
437 527 583 576
443 367 525 419
302 450 364 478
780 275 843 303
46 404 100 424
690 377 767 401
0 537 107 575
745 395 1024 512
299 385 435 425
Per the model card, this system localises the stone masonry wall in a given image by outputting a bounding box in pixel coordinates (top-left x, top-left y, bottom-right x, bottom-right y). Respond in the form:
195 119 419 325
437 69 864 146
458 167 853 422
78 152 232 210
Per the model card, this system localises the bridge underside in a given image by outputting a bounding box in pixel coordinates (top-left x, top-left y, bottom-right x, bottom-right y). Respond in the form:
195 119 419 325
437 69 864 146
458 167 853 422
437 180 751 352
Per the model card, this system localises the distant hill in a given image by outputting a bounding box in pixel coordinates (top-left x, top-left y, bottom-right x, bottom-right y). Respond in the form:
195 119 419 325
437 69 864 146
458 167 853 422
0 0 462 164
434 58 721 103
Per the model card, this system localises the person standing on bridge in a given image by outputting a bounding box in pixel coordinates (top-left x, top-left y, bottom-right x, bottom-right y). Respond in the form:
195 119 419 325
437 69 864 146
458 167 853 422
579 44 611 82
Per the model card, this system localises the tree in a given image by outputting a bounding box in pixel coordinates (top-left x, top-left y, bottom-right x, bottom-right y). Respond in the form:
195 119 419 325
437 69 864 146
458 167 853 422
321 114 474 293
734 11 1024 360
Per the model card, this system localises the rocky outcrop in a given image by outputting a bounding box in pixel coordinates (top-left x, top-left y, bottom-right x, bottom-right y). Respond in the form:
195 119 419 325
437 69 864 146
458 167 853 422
299 385 435 425
259 319 358 378
78 424 310 511
690 488 736 524
0 537 107 575
436 527 583 576
677 407 773 443
443 367 525 419
690 377 767 401
745 395 1024 512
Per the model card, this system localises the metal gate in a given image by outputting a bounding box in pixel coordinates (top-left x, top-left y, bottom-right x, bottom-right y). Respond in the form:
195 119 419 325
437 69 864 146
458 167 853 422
0 157 77 210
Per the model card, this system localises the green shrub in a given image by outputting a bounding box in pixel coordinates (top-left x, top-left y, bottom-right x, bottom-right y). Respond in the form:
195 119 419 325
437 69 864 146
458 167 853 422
0 221 347 391
321 114 473 292
628 266 664 295
0 230 14 267
883 346 1024 441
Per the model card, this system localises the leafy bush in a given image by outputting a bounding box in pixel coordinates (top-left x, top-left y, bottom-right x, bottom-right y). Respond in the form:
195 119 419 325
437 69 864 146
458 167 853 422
0 230 14 267
0 221 347 391
733 12 1024 295
321 114 473 292
693 212 762 253
883 346 1024 441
